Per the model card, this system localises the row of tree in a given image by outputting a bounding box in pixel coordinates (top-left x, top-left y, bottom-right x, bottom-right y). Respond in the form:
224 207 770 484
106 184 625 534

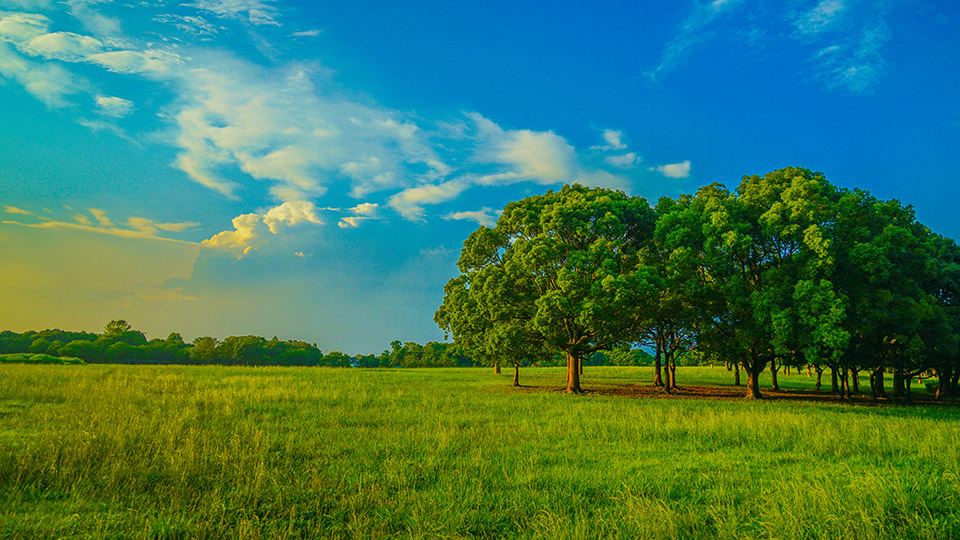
436 167 960 400
1 322 658 370
0 321 331 366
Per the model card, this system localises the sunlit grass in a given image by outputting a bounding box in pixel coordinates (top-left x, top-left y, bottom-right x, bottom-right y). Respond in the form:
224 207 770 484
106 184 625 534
1 365 958 539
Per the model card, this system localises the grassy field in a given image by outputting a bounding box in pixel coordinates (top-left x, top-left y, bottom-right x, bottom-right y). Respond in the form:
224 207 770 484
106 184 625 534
1 365 959 539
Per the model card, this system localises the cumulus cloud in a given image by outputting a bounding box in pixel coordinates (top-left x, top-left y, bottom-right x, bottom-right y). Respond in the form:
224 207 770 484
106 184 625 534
591 129 627 151
653 160 691 178
201 212 263 255
262 200 324 233
605 152 639 168
442 207 498 228
337 202 379 228
497 129 574 183
203 201 326 256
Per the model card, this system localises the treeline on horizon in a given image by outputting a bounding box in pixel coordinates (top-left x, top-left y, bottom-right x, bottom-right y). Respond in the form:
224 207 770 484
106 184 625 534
0 321 654 368
436 167 960 400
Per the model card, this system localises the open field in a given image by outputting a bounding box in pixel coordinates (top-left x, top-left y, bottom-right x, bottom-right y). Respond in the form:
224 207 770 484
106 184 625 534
1 365 959 539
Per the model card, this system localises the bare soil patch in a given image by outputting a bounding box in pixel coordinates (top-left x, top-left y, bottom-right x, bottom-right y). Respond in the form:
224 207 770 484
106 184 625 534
515 381 956 406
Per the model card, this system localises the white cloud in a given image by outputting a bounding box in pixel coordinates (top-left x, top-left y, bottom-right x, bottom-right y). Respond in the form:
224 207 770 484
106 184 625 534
498 129 574 183
20 31 102 61
337 202 379 228
0 11 49 42
807 18 890 94
262 200 324 233
87 49 179 74
0 42 79 105
647 0 744 80
794 0 846 36
442 207 498 228
653 160 691 178
201 212 262 256
95 95 133 117
591 129 627 151
350 202 379 216
185 0 280 26
388 179 471 221
291 29 320 37
605 152 639 168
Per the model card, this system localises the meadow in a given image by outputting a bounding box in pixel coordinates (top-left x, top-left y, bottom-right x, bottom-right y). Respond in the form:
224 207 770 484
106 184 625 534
1 364 959 539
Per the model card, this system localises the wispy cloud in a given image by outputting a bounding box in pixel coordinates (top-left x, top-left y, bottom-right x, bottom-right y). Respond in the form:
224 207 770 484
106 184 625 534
442 207 498 228
290 29 320 37
184 0 280 26
647 0 745 81
803 14 891 94
4 205 31 215
95 95 133 117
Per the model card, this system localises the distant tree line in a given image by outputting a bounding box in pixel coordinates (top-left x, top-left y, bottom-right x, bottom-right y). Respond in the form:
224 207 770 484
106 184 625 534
436 167 960 400
0 321 658 370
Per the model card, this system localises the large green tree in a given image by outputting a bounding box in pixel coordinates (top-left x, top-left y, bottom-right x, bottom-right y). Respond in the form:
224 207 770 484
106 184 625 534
437 184 657 393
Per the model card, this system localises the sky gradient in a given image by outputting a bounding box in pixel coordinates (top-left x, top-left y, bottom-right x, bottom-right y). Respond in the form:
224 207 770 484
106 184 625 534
1 0 958 354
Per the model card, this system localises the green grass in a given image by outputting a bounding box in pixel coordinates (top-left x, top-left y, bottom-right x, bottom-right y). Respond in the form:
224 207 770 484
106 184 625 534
1 365 958 539
0 353 84 365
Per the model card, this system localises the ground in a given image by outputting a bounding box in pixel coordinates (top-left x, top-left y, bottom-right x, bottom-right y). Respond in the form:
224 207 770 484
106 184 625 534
1 364 958 539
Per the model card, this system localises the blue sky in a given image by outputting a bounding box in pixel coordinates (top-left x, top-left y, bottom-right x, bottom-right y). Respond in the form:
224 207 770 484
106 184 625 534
1 0 958 354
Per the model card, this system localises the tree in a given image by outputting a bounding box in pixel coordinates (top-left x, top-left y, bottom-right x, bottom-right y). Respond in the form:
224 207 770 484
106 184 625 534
104 320 132 339
438 184 657 393
693 168 841 398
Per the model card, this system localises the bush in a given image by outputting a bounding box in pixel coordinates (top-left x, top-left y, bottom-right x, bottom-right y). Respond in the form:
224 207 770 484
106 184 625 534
0 353 85 365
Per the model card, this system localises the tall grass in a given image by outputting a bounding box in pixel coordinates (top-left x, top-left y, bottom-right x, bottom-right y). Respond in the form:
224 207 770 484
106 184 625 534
1 365 958 539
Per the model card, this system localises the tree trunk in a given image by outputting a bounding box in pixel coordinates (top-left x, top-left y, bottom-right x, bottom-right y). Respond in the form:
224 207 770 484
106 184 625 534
564 352 583 394
893 368 904 399
949 368 960 396
667 349 678 390
578 355 583 375
733 361 741 386
770 360 780 391
851 369 860 394
815 367 823 391
830 367 839 394
840 368 850 399
654 350 663 387
745 362 763 399
494 363 501 374
873 367 887 399
725 361 732 371
513 363 520 387
807 365 812 377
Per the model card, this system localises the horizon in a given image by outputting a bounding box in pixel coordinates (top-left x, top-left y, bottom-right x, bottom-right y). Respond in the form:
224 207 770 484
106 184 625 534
2 1 958 354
